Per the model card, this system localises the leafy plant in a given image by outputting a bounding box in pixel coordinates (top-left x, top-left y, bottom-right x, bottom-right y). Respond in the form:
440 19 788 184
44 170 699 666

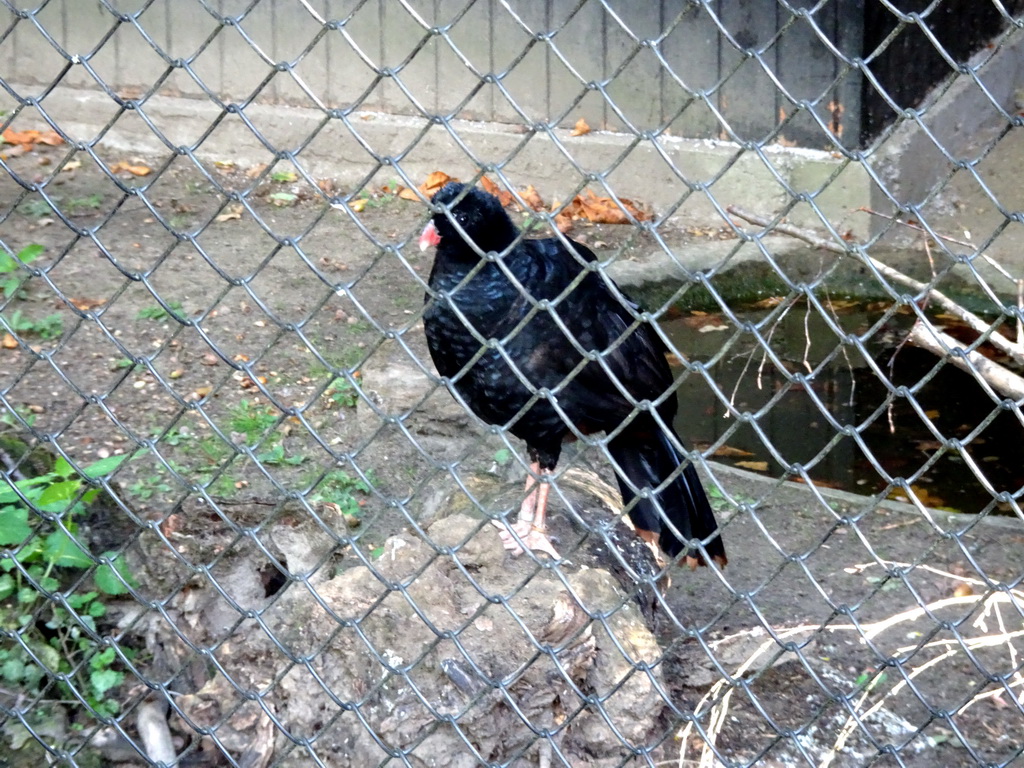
311 469 373 519
256 443 305 466
16 199 53 219
2 309 64 340
229 400 279 443
269 191 297 207
137 301 184 322
325 377 358 409
0 244 43 299
0 453 136 719
66 194 103 213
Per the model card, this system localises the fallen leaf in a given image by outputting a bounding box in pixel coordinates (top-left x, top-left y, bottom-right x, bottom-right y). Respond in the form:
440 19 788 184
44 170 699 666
520 185 545 211
561 189 649 224
712 445 756 458
349 198 367 213
480 176 513 207
201 353 219 366
1 333 17 349
735 460 769 472
953 583 973 598
2 128 64 150
397 186 421 202
554 211 573 233
109 161 152 176
61 158 82 173
69 297 105 311
215 205 243 222
35 131 63 146
419 171 456 197
570 117 591 137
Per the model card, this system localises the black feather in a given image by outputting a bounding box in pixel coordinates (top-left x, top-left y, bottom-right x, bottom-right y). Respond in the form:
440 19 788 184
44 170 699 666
422 182 726 565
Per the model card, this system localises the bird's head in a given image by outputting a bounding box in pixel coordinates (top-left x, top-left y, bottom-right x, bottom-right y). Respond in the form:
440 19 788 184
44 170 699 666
418 182 518 257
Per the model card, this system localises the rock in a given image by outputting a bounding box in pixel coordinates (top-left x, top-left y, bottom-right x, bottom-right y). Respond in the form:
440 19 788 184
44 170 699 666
357 339 473 436
173 513 669 767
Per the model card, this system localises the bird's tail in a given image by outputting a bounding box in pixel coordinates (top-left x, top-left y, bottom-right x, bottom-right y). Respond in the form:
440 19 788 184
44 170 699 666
607 423 726 567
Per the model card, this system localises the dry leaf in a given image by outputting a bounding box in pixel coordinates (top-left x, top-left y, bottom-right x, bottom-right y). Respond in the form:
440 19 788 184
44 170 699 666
554 211 573 233
735 460 769 472
69 297 105 311
570 118 591 137
953 583 974 598
520 185 545 211
61 158 82 173
110 161 151 176
244 163 266 178
562 189 649 225
712 445 756 458
480 176 513 207
1 333 17 349
397 186 421 202
35 130 64 146
419 171 456 197
349 198 367 213
2 128 64 150
215 205 243 222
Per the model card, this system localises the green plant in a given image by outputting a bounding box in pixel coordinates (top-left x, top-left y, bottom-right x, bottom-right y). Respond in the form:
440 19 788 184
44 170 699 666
256 443 305 466
0 404 36 429
0 244 43 300
137 301 184 322
17 199 53 219
270 170 298 183
2 309 64 340
0 453 136 719
269 191 297 207
66 194 103 213
228 400 279 444
311 469 373 519
325 377 358 409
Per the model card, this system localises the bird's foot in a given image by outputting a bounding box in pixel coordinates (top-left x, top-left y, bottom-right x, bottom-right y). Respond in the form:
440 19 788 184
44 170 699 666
492 519 562 561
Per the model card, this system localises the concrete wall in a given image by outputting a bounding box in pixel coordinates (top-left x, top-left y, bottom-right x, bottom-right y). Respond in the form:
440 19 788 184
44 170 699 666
0 0 862 147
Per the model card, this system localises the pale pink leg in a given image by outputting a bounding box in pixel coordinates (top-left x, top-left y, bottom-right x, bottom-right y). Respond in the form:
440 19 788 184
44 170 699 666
492 462 562 560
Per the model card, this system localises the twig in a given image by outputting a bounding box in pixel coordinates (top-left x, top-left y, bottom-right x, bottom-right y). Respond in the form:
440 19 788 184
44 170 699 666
907 323 1024 401
859 206 1018 287
726 207 1024 368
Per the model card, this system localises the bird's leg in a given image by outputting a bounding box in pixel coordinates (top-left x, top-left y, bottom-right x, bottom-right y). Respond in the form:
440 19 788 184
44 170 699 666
493 462 561 560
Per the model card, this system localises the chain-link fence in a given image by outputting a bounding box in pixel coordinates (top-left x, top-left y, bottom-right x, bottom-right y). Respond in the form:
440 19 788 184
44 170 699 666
1 1 1023 766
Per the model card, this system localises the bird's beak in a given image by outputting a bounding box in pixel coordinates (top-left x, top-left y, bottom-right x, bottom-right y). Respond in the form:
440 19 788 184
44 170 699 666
419 221 441 252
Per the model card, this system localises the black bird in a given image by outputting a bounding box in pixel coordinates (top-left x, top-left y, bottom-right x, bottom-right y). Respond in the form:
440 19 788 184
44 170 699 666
419 182 726 567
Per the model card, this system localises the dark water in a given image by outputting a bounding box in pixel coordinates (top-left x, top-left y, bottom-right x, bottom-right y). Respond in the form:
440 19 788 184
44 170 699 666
665 305 1024 514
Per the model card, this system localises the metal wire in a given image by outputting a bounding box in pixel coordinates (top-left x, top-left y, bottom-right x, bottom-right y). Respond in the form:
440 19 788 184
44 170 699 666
0 1 1023 766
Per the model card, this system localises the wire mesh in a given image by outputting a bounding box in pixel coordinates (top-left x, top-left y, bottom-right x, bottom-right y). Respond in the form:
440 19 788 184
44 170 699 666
0 1 1023 766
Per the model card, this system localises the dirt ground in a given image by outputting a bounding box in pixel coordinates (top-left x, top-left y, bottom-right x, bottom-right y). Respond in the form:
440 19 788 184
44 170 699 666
1 141 1022 767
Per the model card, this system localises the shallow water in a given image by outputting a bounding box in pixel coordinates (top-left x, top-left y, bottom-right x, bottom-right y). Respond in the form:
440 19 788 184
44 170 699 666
664 304 1024 514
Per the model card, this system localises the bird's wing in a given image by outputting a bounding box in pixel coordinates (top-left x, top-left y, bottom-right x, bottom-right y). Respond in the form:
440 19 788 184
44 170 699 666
517 237 677 427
